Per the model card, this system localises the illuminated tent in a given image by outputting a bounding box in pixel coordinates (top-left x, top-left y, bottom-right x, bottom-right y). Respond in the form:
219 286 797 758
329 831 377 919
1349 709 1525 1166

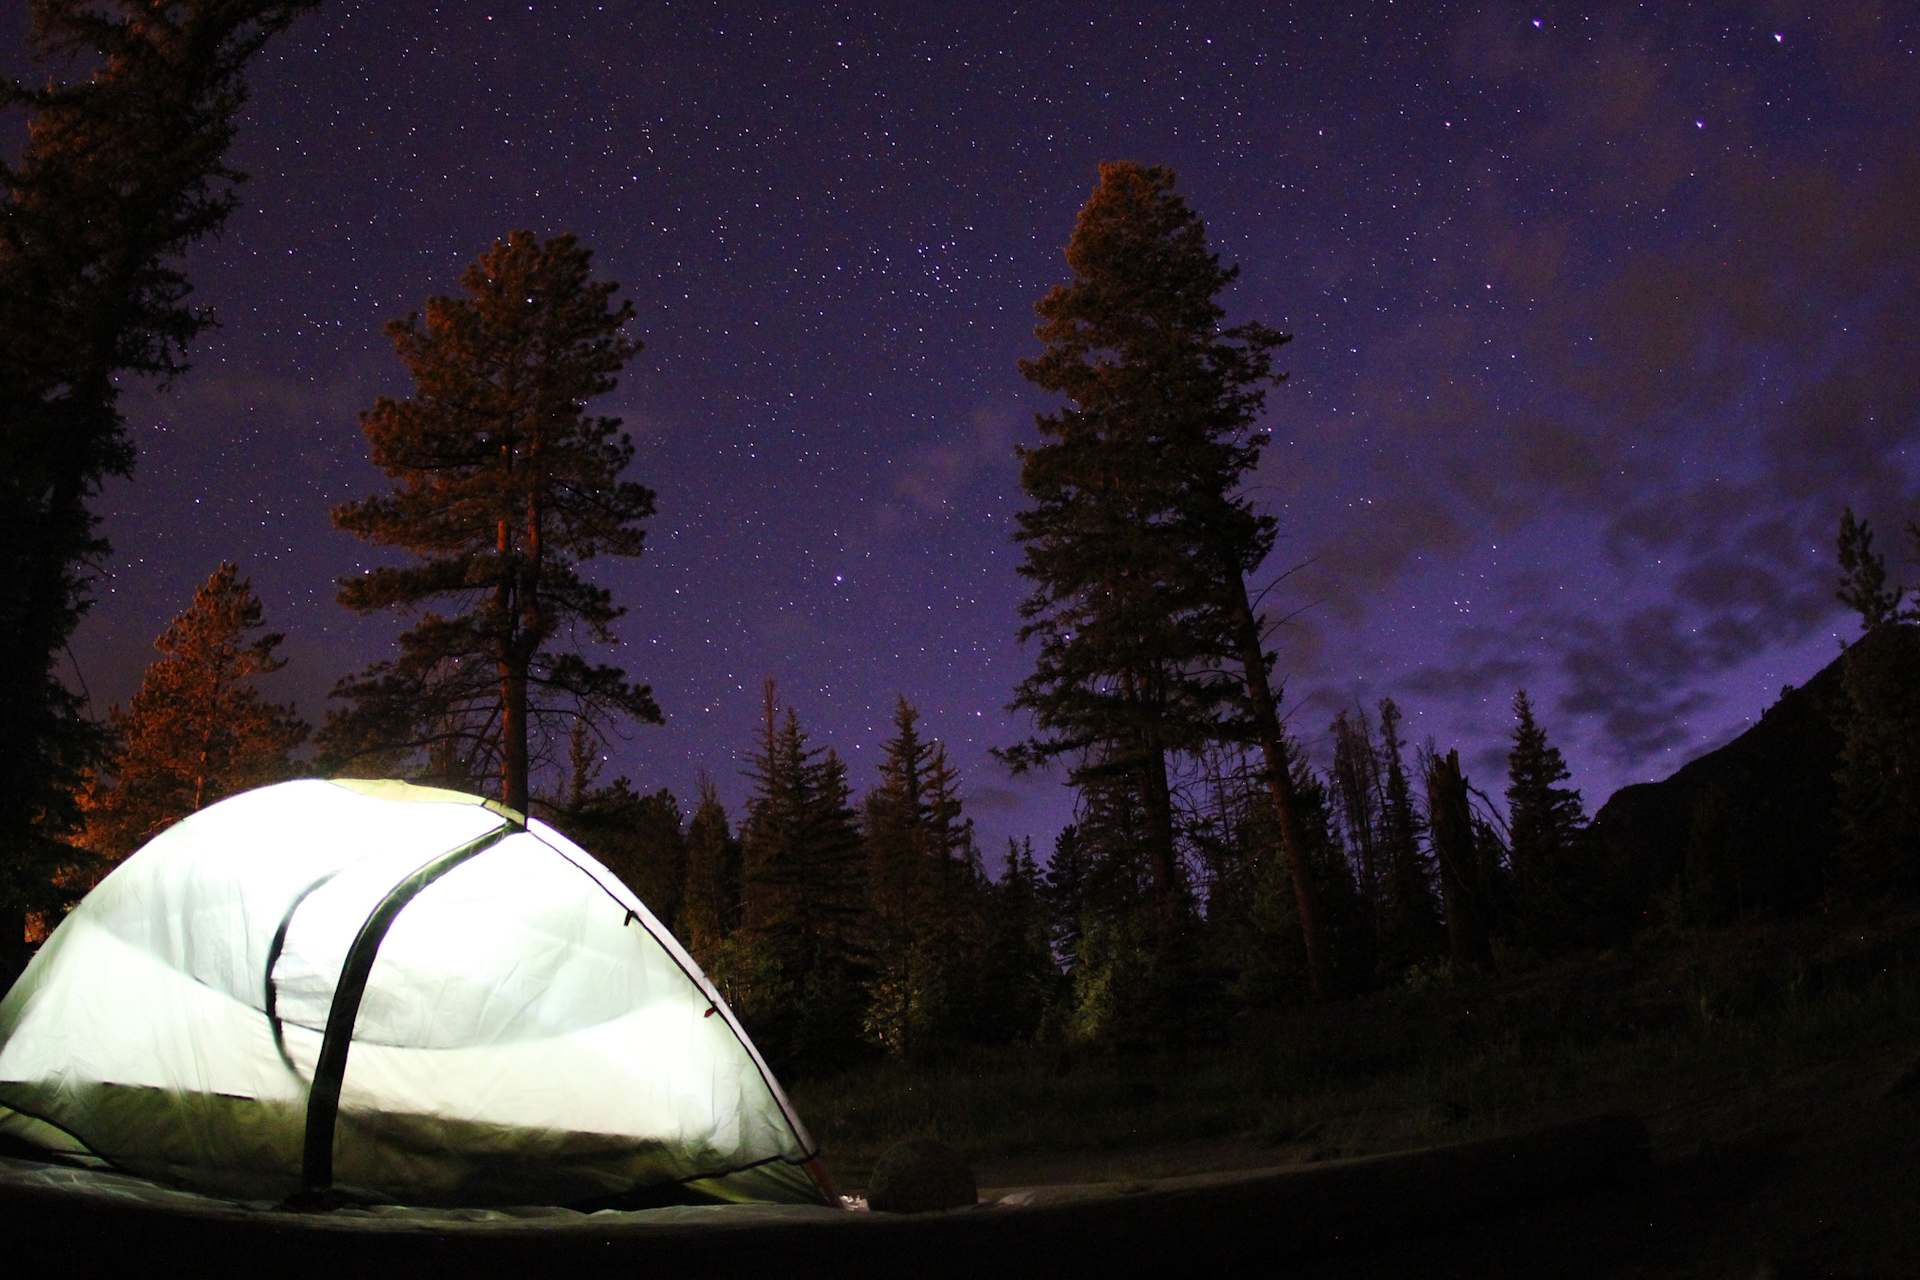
0 779 830 1208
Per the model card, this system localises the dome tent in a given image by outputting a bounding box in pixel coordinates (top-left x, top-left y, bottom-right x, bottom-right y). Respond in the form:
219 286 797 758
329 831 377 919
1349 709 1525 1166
0 779 831 1208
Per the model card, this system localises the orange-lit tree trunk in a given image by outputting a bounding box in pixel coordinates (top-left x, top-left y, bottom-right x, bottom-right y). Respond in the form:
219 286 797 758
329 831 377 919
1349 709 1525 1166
1221 559 1328 998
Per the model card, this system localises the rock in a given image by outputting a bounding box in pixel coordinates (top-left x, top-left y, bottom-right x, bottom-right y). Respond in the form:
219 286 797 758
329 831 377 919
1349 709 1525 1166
865 1138 976 1213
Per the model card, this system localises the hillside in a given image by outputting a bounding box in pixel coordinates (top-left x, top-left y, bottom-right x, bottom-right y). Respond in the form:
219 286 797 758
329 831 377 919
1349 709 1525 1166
1584 630 1868 921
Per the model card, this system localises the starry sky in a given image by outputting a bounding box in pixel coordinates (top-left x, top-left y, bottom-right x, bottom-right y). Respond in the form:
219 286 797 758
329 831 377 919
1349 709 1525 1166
21 1 1920 868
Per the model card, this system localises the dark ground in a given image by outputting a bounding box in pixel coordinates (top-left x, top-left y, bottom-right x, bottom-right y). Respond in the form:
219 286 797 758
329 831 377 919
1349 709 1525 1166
5 1041 1915 1278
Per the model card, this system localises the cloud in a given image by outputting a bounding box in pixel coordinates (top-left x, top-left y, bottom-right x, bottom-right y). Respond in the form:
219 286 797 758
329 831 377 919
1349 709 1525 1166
966 784 1025 814
891 401 1021 517
1270 7 1919 790
1401 651 1537 702
1555 608 1721 765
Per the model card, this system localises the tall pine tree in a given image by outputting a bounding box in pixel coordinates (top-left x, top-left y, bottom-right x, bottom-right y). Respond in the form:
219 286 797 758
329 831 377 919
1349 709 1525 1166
0 0 312 980
326 231 659 813
1505 688 1586 944
1005 161 1327 994
679 774 741 964
731 683 870 1073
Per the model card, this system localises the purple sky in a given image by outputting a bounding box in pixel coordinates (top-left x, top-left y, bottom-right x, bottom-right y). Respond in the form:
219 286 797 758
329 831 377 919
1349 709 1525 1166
28 2 1920 868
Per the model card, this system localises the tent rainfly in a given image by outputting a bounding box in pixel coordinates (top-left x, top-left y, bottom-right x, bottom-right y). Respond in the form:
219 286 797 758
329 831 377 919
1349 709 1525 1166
0 779 832 1207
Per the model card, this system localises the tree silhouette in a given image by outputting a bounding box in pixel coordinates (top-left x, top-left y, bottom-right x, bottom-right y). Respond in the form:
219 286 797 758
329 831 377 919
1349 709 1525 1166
1376 698 1441 970
679 775 742 964
1832 508 1920 890
79 563 308 866
0 0 312 977
1505 688 1586 942
1004 161 1326 994
326 231 659 812
728 683 870 1072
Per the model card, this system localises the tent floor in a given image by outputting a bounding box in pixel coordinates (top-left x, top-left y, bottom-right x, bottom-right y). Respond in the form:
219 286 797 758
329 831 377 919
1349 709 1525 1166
1 1114 1653 1276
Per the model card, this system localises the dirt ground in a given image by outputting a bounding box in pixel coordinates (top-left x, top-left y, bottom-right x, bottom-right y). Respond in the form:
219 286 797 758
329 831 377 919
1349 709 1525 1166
966 1034 1920 1278
4 1042 1913 1278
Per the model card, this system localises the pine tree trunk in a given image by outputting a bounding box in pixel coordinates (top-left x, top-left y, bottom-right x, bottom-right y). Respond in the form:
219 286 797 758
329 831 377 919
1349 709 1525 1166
502 658 529 815
497 501 529 814
2 430 95 979
1221 559 1329 999
1428 749 1495 972
1122 667 1181 912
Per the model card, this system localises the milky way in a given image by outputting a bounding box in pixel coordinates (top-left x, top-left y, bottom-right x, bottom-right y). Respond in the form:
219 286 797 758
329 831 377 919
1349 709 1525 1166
26 2 1920 864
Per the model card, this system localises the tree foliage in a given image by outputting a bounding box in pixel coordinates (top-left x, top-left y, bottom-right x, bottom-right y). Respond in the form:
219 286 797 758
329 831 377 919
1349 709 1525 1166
79 563 308 866
0 0 312 974
1836 506 1910 630
1832 508 1920 891
326 231 659 812
679 774 742 964
1005 160 1326 993
1376 698 1441 969
1505 689 1586 943
721 684 871 1074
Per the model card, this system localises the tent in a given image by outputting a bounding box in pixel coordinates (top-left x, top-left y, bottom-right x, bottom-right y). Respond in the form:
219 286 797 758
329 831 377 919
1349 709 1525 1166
0 778 832 1208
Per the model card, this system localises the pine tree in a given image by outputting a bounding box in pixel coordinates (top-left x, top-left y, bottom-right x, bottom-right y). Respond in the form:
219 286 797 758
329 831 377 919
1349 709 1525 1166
0 0 313 980
1375 698 1441 969
731 683 870 1072
1003 161 1327 995
1329 707 1386 948
862 698 939 1054
1832 509 1920 891
862 699 993 1055
985 837 1056 1043
679 775 741 963
1836 507 1908 628
1041 823 1092 973
1505 689 1586 944
79 562 308 865
326 231 660 814
550 719 686 924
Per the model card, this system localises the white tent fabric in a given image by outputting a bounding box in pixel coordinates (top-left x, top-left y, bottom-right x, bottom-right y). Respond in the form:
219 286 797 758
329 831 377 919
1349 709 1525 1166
0 779 827 1207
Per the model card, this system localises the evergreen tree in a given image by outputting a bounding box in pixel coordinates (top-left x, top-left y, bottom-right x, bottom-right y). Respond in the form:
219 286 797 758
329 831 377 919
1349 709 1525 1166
1505 689 1586 944
1040 823 1092 972
862 698 940 1054
1836 507 1909 628
552 720 686 926
1832 509 1920 891
79 562 308 865
1052 765 1167 1041
679 774 741 963
0 0 313 980
325 231 659 814
730 683 870 1073
984 837 1056 1044
1229 740 1369 1001
1003 161 1327 995
1375 698 1441 969
1329 707 1386 948
862 698 995 1055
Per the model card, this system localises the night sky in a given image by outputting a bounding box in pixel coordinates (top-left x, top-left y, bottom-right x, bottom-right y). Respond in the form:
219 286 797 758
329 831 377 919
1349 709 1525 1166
27 2 1920 867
